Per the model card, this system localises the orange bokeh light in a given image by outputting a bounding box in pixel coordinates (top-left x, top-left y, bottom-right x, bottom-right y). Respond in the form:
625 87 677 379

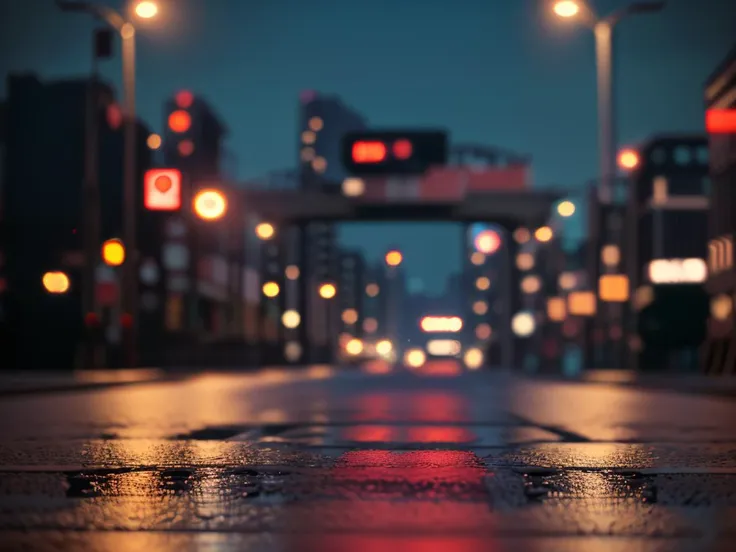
474 230 501 255
385 250 403 267
168 110 192 133
618 148 640 170
352 141 387 164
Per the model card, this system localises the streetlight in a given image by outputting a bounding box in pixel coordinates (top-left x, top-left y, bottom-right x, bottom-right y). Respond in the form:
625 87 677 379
56 0 160 367
551 0 665 200
553 0 580 17
134 0 158 18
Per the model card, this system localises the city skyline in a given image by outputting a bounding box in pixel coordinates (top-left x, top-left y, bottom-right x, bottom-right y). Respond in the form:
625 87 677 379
1 0 731 188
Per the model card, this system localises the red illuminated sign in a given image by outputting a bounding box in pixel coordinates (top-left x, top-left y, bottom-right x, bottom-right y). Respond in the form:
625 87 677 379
352 141 387 164
706 109 736 134
144 168 182 211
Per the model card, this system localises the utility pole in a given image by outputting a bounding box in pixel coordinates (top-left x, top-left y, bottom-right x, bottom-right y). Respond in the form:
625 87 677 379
81 28 112 369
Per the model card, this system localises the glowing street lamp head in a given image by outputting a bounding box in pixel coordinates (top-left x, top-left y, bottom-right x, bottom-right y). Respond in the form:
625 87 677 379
193 189 227 221
134 1 159 19
553 0 581 18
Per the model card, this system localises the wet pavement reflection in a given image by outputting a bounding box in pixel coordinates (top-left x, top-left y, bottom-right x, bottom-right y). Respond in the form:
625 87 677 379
2 365 736 550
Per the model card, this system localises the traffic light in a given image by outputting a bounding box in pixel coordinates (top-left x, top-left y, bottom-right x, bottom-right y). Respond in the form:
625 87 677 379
144 168 182 211
341 129 448 175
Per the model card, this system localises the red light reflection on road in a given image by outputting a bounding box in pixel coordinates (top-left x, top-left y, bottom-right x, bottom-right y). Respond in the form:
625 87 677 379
351 393 395 422
349 391 469 424
340 425 476 444
406 426 475 443
294 535 488 552
342 425 398 443
410 391 469 423
415 359 461 377
362 360 392 374
287 450 492 549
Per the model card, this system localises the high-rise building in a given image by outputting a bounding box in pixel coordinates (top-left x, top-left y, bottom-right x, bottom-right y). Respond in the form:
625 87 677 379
158 91 247 354
337 249 365 338
624 135 711 371
297 91 368 193
702 44 736 374
296 92 367 362
1 74 153 369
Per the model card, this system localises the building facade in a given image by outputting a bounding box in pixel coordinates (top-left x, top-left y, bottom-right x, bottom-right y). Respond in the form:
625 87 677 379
625 135 711 371
1 74 154 369
702 44 736 374
297 91 368 192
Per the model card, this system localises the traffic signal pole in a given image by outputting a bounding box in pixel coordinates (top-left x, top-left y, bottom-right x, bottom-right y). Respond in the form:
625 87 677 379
121 24 138 367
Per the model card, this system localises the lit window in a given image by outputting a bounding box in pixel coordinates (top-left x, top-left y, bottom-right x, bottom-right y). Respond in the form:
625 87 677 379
302 130 316 144
653 176 668 204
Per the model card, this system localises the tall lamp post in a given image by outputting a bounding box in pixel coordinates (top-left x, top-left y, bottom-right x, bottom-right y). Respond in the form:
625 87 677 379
551 0 665 201
56 0 158 367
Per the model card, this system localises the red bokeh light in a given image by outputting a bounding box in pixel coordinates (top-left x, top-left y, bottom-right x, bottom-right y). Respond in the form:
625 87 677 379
178 139 195 157
706 109 736 134
84 312 100 327
106 103 123 130
174 90 194 109
168 110 192 133
352 140 387 164
474 230 501 255
120 313 134 329
392 139 413 160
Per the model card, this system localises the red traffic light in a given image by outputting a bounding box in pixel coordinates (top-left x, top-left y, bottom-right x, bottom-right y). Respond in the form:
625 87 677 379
144 169 182 211
168 110 192 133
342 130 448 175
352 141 387 164
392 139 413 160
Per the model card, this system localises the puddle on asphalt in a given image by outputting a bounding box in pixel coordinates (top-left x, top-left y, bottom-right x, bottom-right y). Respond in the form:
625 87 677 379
521 470 657 503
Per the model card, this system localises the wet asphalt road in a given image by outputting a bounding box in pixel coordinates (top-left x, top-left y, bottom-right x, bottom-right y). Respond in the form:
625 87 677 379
2 361 736 551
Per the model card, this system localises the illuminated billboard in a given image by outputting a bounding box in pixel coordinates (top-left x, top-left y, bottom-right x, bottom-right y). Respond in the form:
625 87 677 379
420 316 463 333
648 258 707 284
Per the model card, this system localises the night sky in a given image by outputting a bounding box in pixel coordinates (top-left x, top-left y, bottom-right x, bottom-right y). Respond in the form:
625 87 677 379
1 0 733 292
